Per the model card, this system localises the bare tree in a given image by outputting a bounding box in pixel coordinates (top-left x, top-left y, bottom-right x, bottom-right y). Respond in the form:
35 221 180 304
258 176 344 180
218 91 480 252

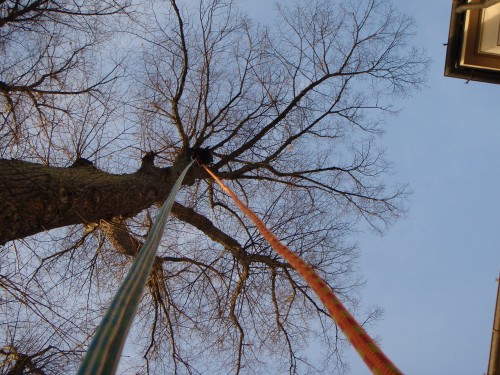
0 0 428 373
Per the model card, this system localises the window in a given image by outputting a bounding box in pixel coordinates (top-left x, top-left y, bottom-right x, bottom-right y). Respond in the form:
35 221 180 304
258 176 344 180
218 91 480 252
445 0 500 83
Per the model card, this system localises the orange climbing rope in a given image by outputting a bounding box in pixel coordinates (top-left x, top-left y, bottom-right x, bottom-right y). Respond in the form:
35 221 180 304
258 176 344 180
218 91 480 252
204 166 403 375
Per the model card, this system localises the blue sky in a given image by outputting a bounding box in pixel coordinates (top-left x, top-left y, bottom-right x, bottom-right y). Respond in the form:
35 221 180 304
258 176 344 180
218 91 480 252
243 1 500 374
347 2 500 374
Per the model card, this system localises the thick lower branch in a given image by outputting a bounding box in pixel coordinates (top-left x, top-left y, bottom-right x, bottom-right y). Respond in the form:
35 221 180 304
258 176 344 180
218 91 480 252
171 202 246 258
171 202 290 268
99 202 289 270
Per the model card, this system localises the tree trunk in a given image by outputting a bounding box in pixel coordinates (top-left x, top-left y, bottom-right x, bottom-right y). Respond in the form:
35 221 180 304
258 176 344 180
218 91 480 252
0 156 197 245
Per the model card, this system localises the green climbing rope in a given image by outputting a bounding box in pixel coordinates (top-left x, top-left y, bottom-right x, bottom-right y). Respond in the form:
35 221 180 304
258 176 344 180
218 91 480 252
77 161 193 375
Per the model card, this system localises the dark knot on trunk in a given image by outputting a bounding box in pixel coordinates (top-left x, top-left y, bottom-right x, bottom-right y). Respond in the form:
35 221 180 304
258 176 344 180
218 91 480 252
70 157 96 170
189 147 213 166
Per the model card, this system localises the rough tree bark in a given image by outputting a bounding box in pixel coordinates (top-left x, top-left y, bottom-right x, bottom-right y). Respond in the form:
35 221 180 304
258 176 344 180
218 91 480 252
0 153 204 245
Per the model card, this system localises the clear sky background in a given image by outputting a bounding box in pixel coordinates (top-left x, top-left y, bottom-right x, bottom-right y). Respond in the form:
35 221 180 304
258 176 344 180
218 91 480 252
242 1 500 374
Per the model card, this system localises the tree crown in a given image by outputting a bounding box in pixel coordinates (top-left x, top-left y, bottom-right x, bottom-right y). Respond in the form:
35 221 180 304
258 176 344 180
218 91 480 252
0 0 427 373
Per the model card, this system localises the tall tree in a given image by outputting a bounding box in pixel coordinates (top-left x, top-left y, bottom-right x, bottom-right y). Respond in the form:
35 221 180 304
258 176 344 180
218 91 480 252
0 0 427 373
